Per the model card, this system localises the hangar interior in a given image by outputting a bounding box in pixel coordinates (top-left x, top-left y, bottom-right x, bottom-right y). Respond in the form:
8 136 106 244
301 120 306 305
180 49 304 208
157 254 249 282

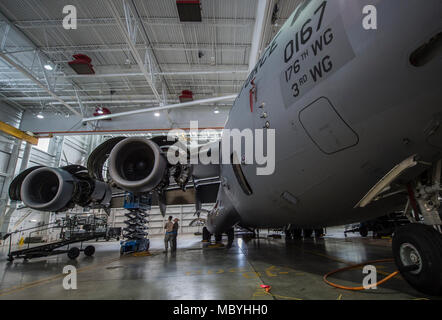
0 0 440 300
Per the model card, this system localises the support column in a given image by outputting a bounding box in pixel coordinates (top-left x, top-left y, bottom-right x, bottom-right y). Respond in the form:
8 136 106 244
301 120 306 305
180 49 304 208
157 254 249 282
180 206 183 234
19 141 32 172
0 139 22 235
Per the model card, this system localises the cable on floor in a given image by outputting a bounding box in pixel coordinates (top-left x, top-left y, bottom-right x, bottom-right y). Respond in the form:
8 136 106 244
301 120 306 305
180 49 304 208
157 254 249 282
323 258 399 291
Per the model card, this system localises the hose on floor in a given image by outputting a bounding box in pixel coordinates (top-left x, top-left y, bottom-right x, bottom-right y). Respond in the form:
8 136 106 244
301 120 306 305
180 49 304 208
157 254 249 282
323 259 399 291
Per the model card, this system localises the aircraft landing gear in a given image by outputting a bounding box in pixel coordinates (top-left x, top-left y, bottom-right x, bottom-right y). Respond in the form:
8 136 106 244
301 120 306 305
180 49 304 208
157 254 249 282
226 228 234 248
314 228 325 238
392 223 442 295
284 226 302 239
202 227 234 248
303 229 313 238
202 227 211 242
392 159 442 295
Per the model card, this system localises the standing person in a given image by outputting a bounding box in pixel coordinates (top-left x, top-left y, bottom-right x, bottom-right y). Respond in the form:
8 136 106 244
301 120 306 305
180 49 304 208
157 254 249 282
164 216 174 253
172 218 179 252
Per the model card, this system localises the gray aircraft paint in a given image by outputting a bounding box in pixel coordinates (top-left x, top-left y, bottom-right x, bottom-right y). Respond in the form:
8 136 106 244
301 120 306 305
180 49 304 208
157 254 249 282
208 0 442 233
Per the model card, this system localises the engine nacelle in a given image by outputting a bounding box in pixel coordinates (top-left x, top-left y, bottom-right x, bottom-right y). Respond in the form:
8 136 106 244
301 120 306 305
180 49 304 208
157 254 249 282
20 167 75 212
108 137 168 193
10 166 112 212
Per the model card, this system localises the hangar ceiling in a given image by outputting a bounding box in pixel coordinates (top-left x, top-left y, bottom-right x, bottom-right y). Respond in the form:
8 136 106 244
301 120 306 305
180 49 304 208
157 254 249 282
0 0 302 133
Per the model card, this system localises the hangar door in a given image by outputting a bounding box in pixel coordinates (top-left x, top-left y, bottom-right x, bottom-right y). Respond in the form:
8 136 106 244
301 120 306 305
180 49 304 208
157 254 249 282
299 97 359 155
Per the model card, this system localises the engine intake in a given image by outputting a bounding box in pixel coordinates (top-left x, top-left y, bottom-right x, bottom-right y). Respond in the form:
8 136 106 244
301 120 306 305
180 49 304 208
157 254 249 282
10 165 112 212
20 167 75 212
108 137 167 193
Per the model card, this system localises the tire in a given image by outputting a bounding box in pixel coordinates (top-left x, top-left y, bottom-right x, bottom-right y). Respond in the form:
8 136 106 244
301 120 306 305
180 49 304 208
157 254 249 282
314 228 324 238
359 226 369 237
285 230 292 240
227 228 234 248
67 247 80 260
392 224 442 296
84 245 95 257
202 227 211 242
303 229 313 238
292 228 302 239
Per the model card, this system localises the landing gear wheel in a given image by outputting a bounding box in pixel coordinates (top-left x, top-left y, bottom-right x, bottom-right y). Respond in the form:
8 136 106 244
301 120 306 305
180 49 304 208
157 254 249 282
84 245 95 257
285 230 292 240
303 229 313 238
392 224 442 295
359 226 369 237
67 247 80 260
292 229 302 239
202 227 211 242
226 228 234 248
215 234 222 243
314 228 324 238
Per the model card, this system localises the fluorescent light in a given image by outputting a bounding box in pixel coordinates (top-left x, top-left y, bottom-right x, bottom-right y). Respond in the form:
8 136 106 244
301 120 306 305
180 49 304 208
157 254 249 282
37 112 44 119
154 112 160 117
44 64 53 71
97 109 104 114
214 107 220 114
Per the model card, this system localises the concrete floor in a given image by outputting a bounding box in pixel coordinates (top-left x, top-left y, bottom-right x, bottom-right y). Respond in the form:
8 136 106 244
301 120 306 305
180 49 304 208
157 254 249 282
0 227 438 300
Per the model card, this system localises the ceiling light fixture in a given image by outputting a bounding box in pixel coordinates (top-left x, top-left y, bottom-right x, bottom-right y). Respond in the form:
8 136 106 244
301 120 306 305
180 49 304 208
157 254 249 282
214 107 220 114
36 112 44 119
44 64 53 71
154 112 160 117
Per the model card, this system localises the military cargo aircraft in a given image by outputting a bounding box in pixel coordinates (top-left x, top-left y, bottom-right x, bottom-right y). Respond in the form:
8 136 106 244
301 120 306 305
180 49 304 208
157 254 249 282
8 0 442 295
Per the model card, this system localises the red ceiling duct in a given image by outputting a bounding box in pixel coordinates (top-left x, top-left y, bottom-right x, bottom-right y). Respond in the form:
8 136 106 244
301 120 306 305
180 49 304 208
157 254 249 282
68 54 95 75
93 107 112 119
176 1 202 22
179 90 194 103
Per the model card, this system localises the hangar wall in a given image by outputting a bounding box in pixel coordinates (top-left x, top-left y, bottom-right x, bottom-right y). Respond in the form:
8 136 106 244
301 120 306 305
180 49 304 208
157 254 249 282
0 104 90 239
0 101 23 227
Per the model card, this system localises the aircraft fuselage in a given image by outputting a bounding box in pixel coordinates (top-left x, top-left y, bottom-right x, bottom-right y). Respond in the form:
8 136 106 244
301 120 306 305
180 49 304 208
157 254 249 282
215 0 442 230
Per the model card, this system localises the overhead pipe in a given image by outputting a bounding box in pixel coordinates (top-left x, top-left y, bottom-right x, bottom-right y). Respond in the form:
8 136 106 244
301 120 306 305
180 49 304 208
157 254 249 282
0 69 249 80
63 69 248 78
248 0 272 71
34 127 225 138
82 94 237 122
1 94 238 103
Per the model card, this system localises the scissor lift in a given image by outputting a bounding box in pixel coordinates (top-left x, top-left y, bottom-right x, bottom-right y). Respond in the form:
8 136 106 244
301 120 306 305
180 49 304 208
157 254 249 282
120 193 151 255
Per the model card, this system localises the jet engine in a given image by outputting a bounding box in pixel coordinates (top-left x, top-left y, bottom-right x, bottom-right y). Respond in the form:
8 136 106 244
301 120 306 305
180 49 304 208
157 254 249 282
108 137 168 193
9 165 112 212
